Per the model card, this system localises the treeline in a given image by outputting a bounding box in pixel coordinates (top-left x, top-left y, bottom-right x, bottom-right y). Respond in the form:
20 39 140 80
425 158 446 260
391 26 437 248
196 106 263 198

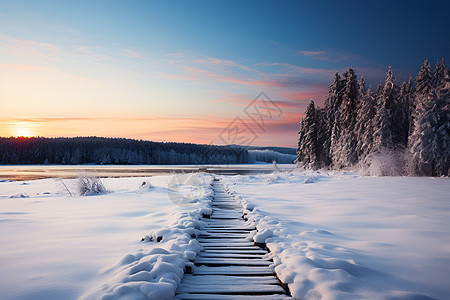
296 60 449 176
248 150 297 164
0 137 248 165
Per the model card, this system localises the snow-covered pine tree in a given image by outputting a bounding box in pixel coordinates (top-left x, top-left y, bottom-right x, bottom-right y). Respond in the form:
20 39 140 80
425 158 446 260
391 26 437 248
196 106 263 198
324 72 344 117
315 108 330 167
324 72 344 136
320 72 344 167
433 59 447 93
328 70 351 168
373 66 400 151
335 68 359 166
398 76 415 139
358 74 366 98
296 100 319 167
415 60 432 97
393 76 412 146
355 87 376 159
422 60 449 176
408 59 450 176
341 68 359 127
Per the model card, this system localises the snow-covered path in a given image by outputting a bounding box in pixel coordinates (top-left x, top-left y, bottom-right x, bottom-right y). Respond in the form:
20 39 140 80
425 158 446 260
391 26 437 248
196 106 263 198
175 179 291 299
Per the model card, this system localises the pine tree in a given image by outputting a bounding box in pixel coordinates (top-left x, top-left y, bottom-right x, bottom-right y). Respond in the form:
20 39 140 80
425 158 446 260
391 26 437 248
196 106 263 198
336 68 359 166
373 66 400 151
341 68 359 128
355 88 376 158
415 59 433 99
409 60 450 175
325 72 344 129
315 108 330 166
433 59 450 98
358 75 366 94
296 101 318 167
396 77 413 145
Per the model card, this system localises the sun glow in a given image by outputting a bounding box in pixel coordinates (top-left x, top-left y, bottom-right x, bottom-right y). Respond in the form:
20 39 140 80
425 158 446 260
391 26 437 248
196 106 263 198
12 122 36 137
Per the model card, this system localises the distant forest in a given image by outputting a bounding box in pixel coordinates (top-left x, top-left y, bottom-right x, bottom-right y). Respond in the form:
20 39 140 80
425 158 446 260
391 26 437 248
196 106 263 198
296 60 449 176
0 137 296 165
0 137 249 165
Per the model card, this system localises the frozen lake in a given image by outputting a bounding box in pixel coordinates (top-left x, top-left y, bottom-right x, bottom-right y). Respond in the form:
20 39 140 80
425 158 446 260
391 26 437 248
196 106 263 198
0 164 296 181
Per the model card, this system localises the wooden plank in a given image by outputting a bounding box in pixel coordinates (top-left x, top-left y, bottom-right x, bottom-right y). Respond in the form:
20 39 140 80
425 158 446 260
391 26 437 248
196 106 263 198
192 265 275 275
203 249 267 254
176 283 285 294
195 258 271 266
175 294 290 300
201 242 256 247
197 238 251 244
198 253 267 259
180 274 280 285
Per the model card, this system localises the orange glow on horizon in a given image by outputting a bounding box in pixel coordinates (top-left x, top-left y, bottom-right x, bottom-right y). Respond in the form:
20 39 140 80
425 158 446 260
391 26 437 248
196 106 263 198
0 115 299 147
10 122 37 137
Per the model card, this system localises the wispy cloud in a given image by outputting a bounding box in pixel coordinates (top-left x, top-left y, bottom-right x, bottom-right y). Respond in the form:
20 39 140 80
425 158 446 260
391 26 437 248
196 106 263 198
159 53 337 92
296 50 327 57
0 63 58 73
194 57 256 72
0 63 93 81
121 48 145 59
160 65 284 87
295 49 371 65
0 33 119 63
0 34 61 61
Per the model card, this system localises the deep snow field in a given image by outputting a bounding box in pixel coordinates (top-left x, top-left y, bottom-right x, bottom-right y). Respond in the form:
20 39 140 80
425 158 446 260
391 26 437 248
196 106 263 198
221 171 450 300
0 170 449 300
0 173 214 300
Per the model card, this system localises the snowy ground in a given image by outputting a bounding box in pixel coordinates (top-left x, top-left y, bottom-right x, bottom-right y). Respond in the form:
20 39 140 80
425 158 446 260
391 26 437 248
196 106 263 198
221 171 450 300
0 174 214 300
0 170 449 300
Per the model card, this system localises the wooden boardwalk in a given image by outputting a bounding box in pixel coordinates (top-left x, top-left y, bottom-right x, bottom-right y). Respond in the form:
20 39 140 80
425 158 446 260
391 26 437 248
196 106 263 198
175 179 291 300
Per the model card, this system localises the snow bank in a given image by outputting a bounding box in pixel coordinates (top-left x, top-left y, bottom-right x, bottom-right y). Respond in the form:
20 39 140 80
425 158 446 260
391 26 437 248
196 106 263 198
0 173 213 300
82 173 214 300
222 171 450 300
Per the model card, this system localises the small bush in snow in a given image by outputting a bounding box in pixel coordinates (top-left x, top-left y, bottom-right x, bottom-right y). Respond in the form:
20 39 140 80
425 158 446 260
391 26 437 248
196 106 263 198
77 173 106 196
360 148 411 176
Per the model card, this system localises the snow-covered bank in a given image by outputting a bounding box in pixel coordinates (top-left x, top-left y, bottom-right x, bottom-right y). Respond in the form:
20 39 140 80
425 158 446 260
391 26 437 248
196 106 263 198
0 174 213 300
221 171 450 300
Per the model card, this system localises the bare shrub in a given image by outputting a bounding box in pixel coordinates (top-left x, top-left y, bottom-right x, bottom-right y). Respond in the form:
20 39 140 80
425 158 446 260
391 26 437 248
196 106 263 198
77 173 107 196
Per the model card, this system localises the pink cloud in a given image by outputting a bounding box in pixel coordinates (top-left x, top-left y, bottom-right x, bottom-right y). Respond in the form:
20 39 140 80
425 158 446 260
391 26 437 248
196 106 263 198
194 57 256 72
0 34 61 60
0 63 58 73
161 66 284 87
277 89 328 102
121 48 145 59
296 50 327 57
0 63 93 81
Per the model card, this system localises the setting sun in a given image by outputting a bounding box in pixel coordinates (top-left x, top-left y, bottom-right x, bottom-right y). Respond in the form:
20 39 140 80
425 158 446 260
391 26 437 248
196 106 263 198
12 122 36 137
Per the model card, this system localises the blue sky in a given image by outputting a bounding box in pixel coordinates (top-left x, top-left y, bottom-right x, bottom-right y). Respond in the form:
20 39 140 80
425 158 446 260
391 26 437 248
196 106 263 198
0 0 449 147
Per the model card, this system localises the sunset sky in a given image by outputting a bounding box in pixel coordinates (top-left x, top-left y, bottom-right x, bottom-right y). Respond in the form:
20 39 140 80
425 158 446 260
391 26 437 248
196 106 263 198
1 0 449 147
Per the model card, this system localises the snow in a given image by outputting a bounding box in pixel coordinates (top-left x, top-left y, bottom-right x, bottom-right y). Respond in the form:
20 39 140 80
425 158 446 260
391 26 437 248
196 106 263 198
1 169 449 300
0 173 213 300
221 171 450 300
